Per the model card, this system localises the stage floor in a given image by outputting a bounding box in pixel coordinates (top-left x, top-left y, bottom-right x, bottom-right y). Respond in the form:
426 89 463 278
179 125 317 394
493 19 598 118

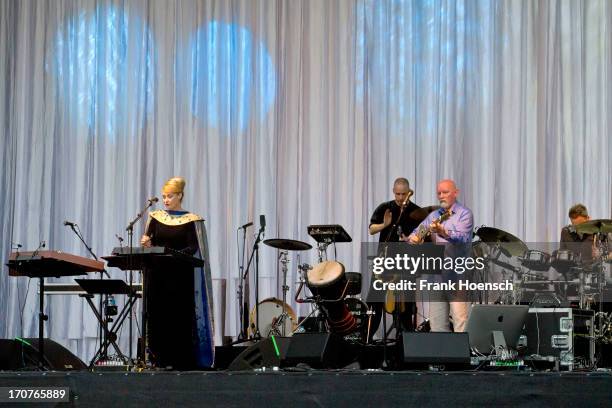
0 370 611 407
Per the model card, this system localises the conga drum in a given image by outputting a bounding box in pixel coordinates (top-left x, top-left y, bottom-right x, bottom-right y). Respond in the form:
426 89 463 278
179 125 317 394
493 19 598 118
307 261 357 335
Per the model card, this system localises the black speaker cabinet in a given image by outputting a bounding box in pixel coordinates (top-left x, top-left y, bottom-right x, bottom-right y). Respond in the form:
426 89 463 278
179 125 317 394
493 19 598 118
401 332 470 365
283 333 356 369
227 337 291 371
0 338 87 371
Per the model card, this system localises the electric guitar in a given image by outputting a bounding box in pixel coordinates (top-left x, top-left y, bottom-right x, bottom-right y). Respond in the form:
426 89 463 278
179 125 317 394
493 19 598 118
384 209 452 314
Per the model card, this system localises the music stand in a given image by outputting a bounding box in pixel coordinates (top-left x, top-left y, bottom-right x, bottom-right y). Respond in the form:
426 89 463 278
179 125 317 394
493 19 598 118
75 279 140 367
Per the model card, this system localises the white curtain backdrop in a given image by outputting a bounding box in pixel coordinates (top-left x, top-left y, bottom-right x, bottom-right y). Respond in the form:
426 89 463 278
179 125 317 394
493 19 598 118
0 0 610 362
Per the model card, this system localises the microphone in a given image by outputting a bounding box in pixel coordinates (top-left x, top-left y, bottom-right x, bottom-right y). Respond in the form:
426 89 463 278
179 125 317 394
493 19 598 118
31 240 46 258
259 215 266 236
148 197 159 204
239 222 254 230
64 220 77 227
403 189 414 207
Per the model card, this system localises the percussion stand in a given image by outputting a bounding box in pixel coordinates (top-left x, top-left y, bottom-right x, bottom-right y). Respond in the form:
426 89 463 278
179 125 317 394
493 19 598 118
593 234 609 328
317 240 332 262
293 263 322 334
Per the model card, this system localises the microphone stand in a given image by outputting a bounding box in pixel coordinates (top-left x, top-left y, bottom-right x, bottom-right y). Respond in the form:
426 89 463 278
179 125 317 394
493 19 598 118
67 224 106 270
380 196 410 369
125 198 157 366
243 227 265 340
236 226 249 341
29 240 47 370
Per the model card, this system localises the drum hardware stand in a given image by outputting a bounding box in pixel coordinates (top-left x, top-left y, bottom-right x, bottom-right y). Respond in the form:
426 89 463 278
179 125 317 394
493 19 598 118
292 306 320 333
586 234 609 328
316 240 331 262
480 242 506 303
293 282 325 333
272 250 291 336
595 233 610 316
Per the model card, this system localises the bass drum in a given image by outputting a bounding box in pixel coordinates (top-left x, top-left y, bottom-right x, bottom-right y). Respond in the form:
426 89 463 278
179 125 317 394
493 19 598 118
249 298 297 337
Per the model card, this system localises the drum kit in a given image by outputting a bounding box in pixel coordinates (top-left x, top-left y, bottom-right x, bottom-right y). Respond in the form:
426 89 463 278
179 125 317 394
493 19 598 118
473 220 612 312
246 225 371 342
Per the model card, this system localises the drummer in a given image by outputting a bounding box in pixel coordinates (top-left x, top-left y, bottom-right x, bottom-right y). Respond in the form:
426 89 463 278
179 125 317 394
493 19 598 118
559 204 596 265
560 204 612 264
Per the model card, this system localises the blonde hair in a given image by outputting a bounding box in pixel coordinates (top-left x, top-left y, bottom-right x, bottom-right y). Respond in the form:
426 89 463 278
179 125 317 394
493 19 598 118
163 177 186 201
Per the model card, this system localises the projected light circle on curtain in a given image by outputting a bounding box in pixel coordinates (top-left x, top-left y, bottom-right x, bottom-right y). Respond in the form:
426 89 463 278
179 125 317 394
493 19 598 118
50 5 155 140
186 21 276 133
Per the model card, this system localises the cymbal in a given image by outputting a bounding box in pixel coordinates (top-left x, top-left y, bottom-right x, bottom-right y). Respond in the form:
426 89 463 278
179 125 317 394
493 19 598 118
263 238 312 251
409 205 441 223
474 227 528 257
574 219 612 235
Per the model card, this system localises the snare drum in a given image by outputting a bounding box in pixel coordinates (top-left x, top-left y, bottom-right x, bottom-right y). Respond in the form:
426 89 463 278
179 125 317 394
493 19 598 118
521 250 551 271
249 298 297 337
307 261 357 335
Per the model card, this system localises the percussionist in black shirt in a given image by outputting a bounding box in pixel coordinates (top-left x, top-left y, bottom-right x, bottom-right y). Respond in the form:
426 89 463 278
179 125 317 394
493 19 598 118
368 177 422 335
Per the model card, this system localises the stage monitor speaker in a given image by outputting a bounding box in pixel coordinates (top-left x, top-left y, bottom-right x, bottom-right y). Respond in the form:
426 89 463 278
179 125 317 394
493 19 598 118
214 345 248 370
283 333 356 369
227 337 291 371
0 338 87 371
401 332 470 365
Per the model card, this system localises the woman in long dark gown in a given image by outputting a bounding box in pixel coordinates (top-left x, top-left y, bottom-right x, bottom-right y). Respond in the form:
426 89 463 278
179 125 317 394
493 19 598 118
141 177 214 369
